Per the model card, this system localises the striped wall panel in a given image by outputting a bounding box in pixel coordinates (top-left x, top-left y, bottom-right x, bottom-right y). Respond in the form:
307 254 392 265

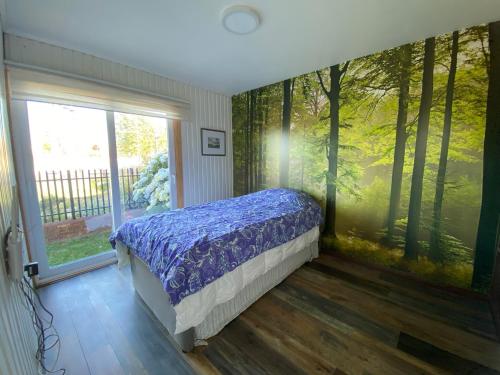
4 33 233 207
0 31 39 375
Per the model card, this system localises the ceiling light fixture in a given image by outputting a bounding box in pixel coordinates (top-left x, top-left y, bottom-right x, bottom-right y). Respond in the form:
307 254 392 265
222 5 260 35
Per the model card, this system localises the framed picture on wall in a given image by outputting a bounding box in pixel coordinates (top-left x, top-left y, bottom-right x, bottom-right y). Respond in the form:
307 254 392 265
201 128 226 156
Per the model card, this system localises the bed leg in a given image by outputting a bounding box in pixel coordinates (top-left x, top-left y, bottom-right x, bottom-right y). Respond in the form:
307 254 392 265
175 328 195 352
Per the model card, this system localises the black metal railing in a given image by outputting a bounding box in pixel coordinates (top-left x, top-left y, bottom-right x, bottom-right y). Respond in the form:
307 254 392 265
36 168 146 223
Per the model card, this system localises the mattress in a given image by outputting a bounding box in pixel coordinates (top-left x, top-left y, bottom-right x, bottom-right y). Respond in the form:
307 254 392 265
122 225 319 334
130 231 319 348
110 188 323 309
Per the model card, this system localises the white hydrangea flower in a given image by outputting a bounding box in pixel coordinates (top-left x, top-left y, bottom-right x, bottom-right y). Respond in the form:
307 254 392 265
132 153 171 211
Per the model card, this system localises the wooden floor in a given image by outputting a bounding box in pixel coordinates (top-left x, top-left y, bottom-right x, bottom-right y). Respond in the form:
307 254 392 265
39 253 500 375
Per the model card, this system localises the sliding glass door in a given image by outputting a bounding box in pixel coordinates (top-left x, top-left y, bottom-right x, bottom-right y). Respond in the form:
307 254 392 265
27 102 113 267
10 100 176 281
114 112 171 221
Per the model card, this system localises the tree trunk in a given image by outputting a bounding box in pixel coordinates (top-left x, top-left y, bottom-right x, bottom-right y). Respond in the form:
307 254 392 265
254 95 259 191
257 91 267 189
385 43 413 244
249 90 257 192
323 65 342 237
245 92 250 194
429 31 459 262
279 79 292 187
262 97 269 188
404 37 436 260
472 21 500 290
255 90 262 189
301 120 306 190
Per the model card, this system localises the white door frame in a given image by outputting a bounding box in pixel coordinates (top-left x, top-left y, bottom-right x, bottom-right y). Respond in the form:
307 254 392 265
106 110 122 229
10 100 177 282
167 119 179 209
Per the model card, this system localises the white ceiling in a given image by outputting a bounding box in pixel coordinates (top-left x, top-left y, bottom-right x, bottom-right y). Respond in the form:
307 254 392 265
4 0 500 96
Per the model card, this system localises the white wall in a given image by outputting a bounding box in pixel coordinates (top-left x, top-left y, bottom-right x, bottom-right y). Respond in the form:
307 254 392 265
0 27 39 375
4 33 233 207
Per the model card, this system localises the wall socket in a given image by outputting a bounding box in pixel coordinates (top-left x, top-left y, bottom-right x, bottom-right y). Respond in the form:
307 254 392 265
24 262 39 277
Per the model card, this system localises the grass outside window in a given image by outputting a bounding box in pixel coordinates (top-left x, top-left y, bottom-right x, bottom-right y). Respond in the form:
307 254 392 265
46 230 112 266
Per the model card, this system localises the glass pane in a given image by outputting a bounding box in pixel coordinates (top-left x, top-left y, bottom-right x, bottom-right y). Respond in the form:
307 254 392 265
114 112 170 223
27 101 113 267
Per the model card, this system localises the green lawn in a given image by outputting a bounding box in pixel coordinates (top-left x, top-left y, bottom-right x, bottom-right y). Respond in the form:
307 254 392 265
46 230 112 266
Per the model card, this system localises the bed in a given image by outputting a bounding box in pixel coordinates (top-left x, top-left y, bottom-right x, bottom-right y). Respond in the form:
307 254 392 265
110 188 322 352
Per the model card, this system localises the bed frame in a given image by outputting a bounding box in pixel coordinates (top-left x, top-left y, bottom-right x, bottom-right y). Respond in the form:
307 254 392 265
129 233 319 352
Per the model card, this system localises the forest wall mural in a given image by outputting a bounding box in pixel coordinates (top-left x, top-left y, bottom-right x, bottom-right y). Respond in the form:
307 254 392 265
232 20 500 292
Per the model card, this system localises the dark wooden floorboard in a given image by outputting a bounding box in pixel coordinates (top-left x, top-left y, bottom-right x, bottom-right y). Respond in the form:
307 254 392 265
39 254 500 375
313 255 497 339
204 318 309 375
275 282 400 345
397 332 500 374
40 266 194 375
38 279 92 375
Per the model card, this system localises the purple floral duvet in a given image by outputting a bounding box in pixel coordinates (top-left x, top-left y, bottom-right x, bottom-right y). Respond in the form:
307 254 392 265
109 188 322 306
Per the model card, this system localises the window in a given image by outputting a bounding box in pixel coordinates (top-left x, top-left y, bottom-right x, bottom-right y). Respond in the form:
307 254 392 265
9 67 186 281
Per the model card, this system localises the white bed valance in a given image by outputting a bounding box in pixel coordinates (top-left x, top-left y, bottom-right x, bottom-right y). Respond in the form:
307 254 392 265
7 66 190 120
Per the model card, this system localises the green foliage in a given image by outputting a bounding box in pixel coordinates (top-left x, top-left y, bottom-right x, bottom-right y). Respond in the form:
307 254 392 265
116 113 167 164
377 216 474 266
421 233 473 265
132 153 170 211
232 23 491 291
323 234 473 290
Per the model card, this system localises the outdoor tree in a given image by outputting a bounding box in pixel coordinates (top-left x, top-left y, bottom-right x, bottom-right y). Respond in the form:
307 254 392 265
115 114 167 164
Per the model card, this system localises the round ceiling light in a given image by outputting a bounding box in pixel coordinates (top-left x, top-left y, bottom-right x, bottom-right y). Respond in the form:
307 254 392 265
222 5 260 35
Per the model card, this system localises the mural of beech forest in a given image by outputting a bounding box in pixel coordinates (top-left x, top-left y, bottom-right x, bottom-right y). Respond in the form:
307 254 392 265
232 21 500 292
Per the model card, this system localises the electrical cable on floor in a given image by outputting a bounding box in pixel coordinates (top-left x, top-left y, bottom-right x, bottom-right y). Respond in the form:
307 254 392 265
19 275 66 375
